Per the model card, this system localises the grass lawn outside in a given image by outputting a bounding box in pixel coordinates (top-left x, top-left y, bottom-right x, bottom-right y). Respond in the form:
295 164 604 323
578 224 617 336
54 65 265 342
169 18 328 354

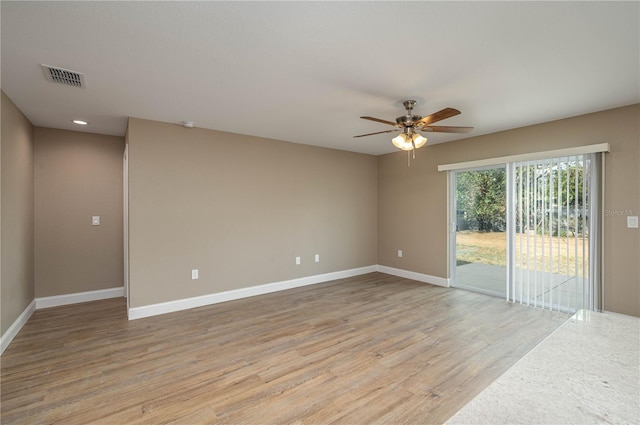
456 231 589 276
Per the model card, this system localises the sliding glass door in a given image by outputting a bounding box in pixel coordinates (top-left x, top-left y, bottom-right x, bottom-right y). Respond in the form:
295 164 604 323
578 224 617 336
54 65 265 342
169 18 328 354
450 154 600 313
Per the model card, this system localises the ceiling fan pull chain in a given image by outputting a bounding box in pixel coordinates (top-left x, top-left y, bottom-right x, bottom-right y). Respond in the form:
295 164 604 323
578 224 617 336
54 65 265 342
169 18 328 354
407 150 410 167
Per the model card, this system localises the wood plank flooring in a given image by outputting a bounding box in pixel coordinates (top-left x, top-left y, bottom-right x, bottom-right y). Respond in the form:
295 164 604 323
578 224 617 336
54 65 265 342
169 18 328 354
1 272 568 424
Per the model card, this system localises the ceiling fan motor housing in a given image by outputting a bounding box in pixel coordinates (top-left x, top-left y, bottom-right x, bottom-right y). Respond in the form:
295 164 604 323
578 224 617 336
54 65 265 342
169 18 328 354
396 115 423 126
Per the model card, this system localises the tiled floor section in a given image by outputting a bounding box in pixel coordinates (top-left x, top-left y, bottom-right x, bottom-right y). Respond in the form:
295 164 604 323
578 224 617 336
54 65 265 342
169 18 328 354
446 310 640 425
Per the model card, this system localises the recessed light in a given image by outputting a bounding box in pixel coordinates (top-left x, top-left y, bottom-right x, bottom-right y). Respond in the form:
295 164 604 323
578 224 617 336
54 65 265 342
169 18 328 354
72 120 88 125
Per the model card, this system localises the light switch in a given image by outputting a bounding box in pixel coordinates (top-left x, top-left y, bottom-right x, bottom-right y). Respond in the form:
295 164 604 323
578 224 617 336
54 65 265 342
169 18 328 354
627 216 639 228
397 250 403 258
92 216 100 226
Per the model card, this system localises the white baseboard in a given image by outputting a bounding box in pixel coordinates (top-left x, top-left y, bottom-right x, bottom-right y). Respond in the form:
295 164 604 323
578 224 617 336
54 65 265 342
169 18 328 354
1 299 36 355
35 286 124 309
2 267 447 353
2 287 124 355
128 265 377 320
376 265 450 288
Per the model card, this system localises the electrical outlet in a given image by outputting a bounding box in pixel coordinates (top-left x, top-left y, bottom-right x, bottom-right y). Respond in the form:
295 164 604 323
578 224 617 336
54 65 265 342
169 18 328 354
92 216 100 226
628 216 639 228
397 250 403 258
295 256 301 265
191 269 199 279
315 254 320 263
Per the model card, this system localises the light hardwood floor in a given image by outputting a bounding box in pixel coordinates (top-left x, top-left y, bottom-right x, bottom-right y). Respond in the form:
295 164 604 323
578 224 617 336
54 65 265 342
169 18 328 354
1 273 568 424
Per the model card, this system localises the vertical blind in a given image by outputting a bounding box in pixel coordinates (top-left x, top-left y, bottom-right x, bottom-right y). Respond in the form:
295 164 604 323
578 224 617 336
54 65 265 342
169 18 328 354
509 153 600 313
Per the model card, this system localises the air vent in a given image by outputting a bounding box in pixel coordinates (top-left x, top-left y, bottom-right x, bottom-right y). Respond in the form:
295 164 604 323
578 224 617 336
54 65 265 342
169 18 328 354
41 64 85 88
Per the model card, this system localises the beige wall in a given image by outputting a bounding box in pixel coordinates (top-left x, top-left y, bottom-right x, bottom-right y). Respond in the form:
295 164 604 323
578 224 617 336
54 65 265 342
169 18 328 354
34 128 125 297
3 94 636 327
1 91 34 335
127 118 377 307
378 104 640 317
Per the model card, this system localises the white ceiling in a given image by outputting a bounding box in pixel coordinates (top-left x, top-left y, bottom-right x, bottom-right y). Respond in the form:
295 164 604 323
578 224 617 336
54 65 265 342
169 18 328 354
2 1 638 156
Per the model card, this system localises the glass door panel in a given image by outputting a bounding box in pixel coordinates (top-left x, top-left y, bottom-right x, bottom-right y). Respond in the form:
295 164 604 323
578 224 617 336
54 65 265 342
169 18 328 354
512 155 595 313
453 166 507 297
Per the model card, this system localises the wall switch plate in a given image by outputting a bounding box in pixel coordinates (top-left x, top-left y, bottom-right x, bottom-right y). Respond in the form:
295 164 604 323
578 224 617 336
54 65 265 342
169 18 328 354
315 254 320 263
295 256 301 265
92 216 100 226
397 250 403 258
191 269 199 279
627 216 639 228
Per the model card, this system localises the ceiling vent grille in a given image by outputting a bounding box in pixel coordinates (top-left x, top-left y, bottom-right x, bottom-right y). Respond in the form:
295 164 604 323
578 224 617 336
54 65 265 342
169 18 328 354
41 64 85 88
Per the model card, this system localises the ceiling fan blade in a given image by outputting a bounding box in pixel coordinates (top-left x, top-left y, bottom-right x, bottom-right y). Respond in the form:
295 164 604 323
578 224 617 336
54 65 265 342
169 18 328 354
421 125 473 133
360 116 399 127
416 108 461 126
353 129 400 138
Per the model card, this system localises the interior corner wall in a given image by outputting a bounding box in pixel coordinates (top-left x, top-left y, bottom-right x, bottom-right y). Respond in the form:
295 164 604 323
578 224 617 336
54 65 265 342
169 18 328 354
378 104 640 317
1 91 34 335
34 128 125 297
127 118 378 308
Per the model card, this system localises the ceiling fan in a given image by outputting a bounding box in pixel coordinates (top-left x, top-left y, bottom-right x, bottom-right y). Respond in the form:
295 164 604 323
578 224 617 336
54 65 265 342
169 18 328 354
354 100 473 163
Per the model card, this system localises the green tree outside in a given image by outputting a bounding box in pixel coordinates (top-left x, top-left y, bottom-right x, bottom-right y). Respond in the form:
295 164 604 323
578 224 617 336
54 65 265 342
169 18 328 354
456 168 506 232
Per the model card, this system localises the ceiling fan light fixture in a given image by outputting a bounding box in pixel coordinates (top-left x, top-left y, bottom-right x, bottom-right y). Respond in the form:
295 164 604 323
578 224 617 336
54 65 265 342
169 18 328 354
392 131 426 151
392 133 407 149
412 133 427 148
399 142 415 151
392 133 414 151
